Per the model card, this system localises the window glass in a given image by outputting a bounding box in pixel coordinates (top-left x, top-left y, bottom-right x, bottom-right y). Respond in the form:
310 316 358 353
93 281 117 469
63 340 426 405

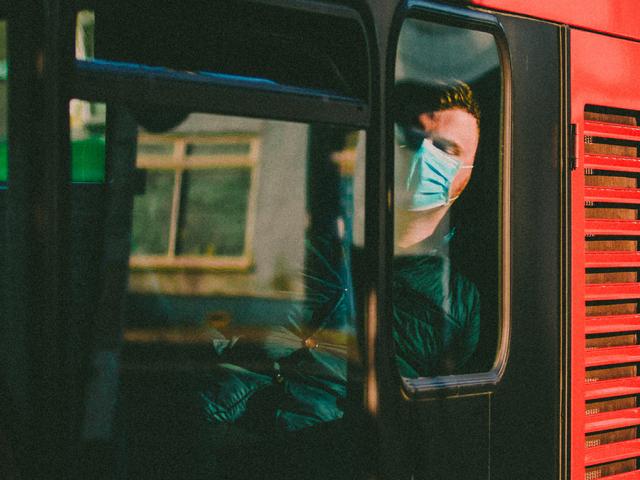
177 168 251 256
75 3 369 100
393 19 502 381
99 108 366 478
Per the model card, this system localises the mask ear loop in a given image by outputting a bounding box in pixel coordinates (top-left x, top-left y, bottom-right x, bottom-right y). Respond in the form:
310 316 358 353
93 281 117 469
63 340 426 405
447 165 474 204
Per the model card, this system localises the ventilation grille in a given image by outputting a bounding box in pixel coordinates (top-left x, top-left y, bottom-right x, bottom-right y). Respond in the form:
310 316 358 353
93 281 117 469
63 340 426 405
580 109 640 480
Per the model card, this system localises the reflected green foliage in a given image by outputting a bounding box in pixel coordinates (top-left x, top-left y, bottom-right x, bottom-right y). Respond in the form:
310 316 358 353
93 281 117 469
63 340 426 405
132 171 174 255
0 141 6 182
178 169 250 256
71 136 105 182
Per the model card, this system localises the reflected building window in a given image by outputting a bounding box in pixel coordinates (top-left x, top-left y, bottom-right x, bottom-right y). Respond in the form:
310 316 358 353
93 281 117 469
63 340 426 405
115 108 364 478
130 130 260 270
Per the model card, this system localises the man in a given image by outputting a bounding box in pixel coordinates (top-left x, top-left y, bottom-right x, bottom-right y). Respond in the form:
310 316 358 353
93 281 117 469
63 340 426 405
393 81 482 378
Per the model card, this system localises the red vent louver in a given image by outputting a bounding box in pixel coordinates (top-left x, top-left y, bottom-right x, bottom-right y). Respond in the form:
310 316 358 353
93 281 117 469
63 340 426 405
575 110 640 480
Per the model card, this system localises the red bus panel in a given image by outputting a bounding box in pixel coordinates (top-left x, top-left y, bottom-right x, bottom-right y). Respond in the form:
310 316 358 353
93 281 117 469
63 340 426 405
470 0 640 41
571 28 640 480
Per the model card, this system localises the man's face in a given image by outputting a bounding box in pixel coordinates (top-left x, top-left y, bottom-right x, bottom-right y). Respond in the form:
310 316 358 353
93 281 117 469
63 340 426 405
394 106 480 250
417 107 479 198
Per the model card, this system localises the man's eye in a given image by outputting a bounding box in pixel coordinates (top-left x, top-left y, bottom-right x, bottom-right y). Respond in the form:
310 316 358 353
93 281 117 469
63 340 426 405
434 140 456 155
433 140 446 152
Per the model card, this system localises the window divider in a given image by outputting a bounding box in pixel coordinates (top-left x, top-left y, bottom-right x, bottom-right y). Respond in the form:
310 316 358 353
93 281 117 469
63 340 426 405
244 137 262 264
71 60 369 128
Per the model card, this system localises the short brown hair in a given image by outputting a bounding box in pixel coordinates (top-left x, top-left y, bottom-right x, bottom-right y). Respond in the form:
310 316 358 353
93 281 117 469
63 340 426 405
394 80 481 131
437 82 480 127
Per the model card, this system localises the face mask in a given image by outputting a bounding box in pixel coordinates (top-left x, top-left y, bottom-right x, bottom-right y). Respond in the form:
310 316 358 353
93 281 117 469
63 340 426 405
405 139 473 211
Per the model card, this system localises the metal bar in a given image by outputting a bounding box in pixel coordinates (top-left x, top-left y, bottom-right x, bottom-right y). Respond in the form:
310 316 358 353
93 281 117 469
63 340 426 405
585 345 640 367
584 120 640 142
585 314 640 334
8 0 77 477
6 0 43 474
585 376 640 401
585 282 640 302
585 438 640 467
585 219 640 236
586 251 640 269
584 153 640 173
585 185 640 204
585 407 640 433
71 60 370 128
39 0 78 477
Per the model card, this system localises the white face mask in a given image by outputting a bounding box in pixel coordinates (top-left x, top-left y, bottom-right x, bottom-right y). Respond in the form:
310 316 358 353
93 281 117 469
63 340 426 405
405 139 473 211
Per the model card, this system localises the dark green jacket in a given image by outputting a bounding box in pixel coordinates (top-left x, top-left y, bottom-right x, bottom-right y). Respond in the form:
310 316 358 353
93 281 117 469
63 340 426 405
393 254 480 378
202 250 479 432
201 239 352 432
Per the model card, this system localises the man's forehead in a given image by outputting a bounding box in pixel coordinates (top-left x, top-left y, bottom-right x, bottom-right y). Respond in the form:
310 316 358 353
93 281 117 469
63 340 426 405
428 108 477 131
427 109 478 144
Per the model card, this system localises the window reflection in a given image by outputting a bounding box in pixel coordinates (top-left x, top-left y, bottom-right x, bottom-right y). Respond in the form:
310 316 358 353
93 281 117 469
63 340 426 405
130 131 258 267
393 20 502 379
118 110 365 478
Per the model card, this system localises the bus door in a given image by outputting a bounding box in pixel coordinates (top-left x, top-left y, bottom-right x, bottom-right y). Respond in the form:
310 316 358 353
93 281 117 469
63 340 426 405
570 28 640 480
9 2 377 478
383 3 563 479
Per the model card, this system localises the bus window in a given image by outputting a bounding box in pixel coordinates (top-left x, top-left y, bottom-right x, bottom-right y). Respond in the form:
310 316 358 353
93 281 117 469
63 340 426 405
93 107 366 479
393 19 503 384
77 2 368 101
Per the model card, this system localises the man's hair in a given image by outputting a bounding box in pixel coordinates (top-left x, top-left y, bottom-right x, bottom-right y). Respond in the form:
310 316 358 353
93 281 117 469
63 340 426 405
394 80 481 131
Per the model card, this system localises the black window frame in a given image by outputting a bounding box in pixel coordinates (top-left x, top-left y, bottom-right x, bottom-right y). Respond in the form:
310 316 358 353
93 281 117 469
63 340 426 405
70 0 371 129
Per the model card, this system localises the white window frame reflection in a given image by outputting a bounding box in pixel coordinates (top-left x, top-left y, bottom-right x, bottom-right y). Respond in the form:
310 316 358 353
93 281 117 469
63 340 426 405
75 10 95 61
129 133 261 271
